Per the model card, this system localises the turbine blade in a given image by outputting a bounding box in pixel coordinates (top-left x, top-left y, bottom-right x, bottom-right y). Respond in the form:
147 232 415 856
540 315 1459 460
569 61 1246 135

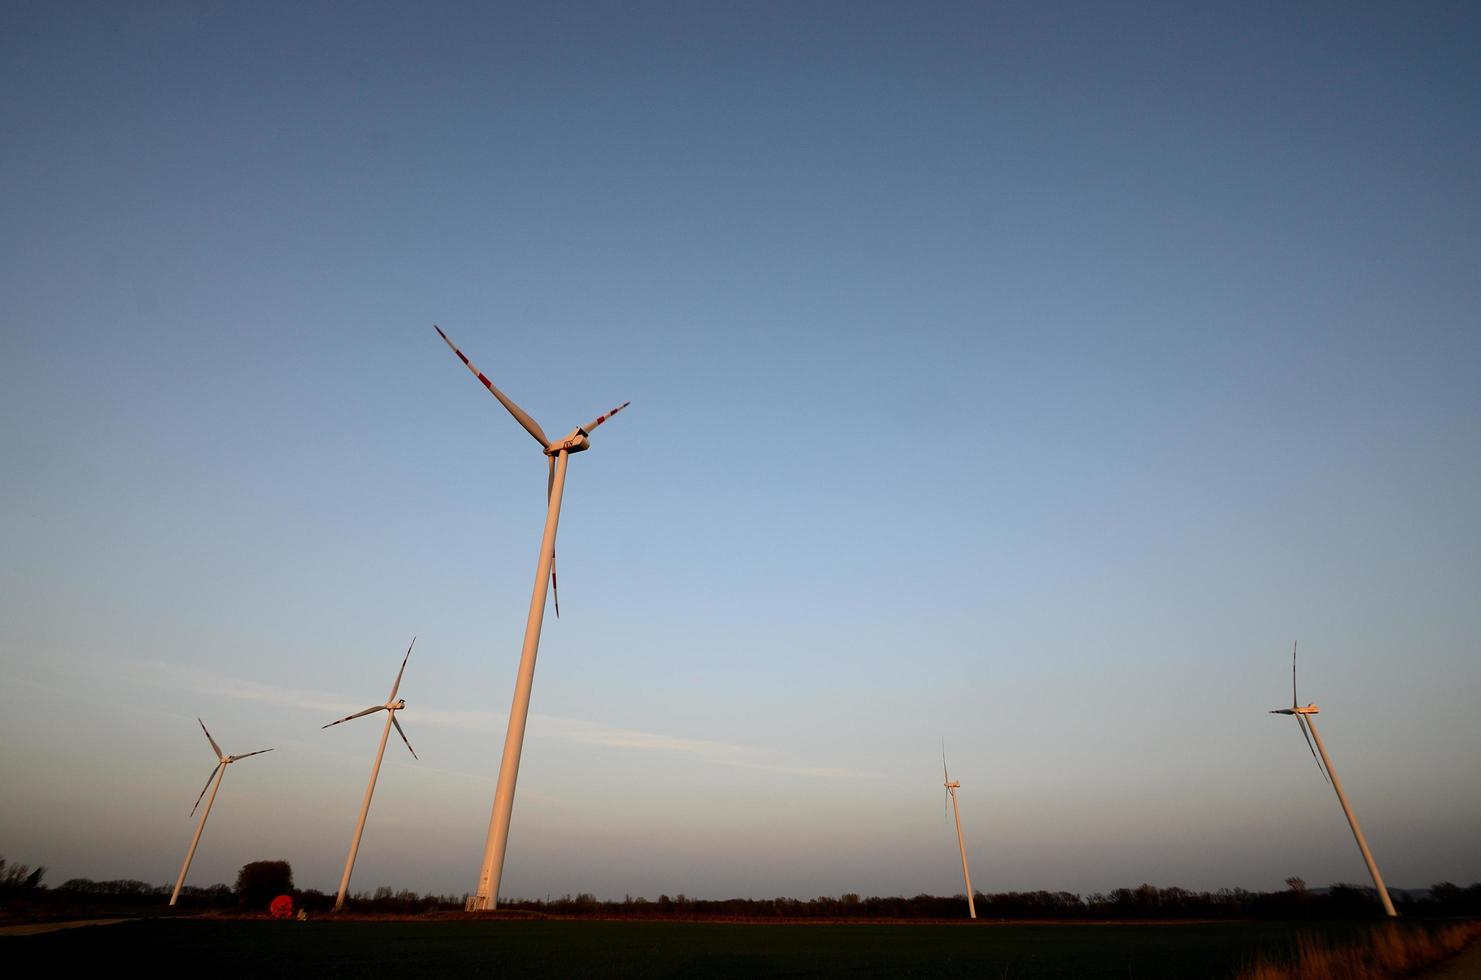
1291 641 1299 709
1296 715 1329 783
433 325 550 447
547 456 560 619
323 705 387 729
190 762 222 816
941 738 950 822
230 748 273 762
389 636 416 701
392 717 418 760
199 718 224 761
579 401 631 436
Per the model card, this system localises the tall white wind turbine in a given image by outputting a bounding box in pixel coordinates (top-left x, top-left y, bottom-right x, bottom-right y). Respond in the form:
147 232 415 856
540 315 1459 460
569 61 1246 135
169 719 272 906
434 324 630 911
942 744 977 919
322 637 419 912
1270 642 1397 918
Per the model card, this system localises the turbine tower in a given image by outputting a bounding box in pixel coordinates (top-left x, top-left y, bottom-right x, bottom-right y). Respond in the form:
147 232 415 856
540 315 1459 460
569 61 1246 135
1270 642 1397 918
434 324 630 911
942 744 977 919
170 719 272 906
322 637 419 912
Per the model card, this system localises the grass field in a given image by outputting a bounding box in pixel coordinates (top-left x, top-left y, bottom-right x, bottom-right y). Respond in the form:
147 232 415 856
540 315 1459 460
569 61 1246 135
3 917 1401 978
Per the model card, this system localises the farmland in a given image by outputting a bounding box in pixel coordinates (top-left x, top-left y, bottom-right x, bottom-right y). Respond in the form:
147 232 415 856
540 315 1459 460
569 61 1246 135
6 916 1398 979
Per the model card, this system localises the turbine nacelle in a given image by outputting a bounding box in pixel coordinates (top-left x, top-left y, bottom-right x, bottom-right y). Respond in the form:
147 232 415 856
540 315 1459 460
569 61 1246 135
547 430 591 455
387 699 407 711
1270 704 1320 716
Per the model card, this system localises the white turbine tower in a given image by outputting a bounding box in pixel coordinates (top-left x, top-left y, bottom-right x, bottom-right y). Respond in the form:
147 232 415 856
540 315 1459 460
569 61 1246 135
942 744 977 919
169 719 272 906
1270 642 1397 918
434 325 630 911
322 637 419 912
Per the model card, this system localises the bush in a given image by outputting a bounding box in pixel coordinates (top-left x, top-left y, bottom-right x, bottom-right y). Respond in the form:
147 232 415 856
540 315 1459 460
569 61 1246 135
235 861 293 910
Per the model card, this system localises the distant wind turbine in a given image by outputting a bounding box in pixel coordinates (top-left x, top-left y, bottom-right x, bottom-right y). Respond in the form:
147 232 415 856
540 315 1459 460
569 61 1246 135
323 637 419 912
942 743 977 919
1270 642 1397 918
169 719 272 906
434 325 630 911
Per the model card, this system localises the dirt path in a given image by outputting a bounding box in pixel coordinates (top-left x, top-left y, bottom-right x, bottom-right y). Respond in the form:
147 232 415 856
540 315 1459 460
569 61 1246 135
1419 936 1481 979
0 918 131 936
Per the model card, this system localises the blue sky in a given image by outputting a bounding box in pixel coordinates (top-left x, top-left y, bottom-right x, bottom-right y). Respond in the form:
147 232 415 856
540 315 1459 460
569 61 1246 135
2 1 1479 901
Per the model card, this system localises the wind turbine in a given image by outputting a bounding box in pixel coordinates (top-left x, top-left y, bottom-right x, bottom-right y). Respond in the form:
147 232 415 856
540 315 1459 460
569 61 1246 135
942 743 977 919
322 637 419 912
433 324 630 911
169 719 272 906
1270 642 1397 918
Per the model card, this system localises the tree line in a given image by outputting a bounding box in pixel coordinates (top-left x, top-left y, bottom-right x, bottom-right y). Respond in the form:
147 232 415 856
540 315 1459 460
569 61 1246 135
6 856 1480 920
497 881 1481 920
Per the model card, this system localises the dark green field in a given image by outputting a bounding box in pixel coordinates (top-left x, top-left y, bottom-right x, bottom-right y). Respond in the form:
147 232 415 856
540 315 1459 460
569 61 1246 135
5 917 1390 978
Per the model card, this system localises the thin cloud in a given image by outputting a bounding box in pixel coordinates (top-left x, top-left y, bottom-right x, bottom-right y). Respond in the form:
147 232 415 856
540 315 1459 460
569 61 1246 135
103 657 877 779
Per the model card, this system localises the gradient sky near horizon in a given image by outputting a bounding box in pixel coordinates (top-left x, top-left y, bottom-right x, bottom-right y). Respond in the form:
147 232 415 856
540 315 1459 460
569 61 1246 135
2 1 1479 902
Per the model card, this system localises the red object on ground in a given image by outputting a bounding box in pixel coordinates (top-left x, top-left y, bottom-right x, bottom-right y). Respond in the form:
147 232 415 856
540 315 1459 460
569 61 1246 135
269 895 293 919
